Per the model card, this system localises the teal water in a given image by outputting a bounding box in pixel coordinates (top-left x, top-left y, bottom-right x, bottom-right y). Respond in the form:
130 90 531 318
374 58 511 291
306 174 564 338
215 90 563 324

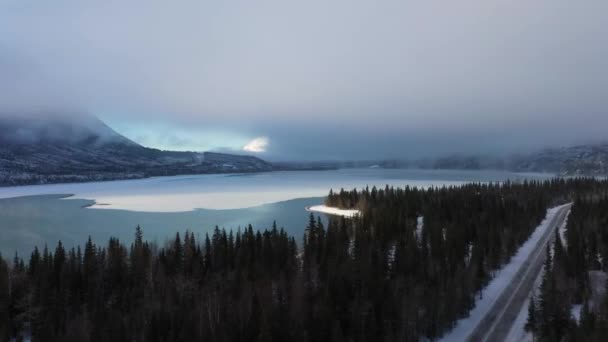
0 194 323 257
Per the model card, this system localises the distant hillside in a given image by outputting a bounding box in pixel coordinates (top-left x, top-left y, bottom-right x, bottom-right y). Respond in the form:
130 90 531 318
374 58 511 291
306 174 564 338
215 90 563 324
413 144 608 175
0 114 272 186
407 143 608 175
512 143 608 175
277 142 608 176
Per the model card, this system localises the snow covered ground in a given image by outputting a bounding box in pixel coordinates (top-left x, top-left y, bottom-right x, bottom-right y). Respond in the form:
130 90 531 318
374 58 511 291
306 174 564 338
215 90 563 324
416 216 424 242
505 207 573 342
588 270 608 311
559 209 571 247
439 203 571 342
571 305 583 324
306 205 360 218
504 259 546 342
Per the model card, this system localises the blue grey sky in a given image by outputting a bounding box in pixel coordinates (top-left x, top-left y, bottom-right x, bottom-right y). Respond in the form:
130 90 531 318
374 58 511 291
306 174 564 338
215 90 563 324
1 0 607 160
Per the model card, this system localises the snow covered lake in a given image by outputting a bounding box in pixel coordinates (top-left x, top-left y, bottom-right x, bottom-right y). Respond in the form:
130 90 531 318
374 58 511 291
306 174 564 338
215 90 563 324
0 169 551 256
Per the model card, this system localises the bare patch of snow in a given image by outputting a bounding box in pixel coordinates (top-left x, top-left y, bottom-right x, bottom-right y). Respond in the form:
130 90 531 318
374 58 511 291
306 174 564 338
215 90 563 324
571 304 583 323
387 243 397 272
558 209 571 248
415 216 424 243
588 270 608 311
465 243 474 267
439 203 571 342
348 238 355 258
306 205 360 218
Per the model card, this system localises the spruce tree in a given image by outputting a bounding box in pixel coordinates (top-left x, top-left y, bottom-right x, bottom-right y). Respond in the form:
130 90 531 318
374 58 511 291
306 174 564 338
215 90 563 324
0 256 9 341
525 296 537 336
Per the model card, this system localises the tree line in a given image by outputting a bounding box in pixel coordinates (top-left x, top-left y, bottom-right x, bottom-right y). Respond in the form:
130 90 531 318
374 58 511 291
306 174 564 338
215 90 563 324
1 178 608 341
526 193 608 341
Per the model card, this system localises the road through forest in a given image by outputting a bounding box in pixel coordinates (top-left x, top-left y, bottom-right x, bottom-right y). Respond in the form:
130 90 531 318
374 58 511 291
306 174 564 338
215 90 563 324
466 204 572 342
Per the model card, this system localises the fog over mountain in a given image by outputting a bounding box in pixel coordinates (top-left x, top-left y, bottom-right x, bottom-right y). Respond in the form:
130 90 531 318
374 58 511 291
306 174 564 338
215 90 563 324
2 0 607 160
0 114 273 186
0 113 135 146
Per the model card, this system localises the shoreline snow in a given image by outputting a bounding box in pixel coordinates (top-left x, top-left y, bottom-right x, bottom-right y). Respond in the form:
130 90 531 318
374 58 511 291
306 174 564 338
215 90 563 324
439 203 571 342
306 205 360 218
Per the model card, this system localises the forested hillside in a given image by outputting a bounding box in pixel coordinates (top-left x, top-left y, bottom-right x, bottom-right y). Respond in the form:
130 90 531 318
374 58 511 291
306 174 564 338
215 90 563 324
0 115 272 186
1 179 607 341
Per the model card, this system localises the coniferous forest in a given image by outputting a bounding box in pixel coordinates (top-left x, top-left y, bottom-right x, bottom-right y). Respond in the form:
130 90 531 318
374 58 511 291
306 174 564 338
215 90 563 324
1 178 608 341
525 193 608 341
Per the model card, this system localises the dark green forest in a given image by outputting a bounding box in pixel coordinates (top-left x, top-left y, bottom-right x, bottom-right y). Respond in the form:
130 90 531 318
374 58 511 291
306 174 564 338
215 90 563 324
1 178 607 341
526 193 608 341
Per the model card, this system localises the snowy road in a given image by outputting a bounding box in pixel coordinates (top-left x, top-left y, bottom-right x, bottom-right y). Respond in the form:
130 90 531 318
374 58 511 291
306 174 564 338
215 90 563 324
466 204 572 342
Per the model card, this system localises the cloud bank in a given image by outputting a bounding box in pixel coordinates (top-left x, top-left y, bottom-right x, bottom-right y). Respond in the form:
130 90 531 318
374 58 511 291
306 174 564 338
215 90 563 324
1 0 607 159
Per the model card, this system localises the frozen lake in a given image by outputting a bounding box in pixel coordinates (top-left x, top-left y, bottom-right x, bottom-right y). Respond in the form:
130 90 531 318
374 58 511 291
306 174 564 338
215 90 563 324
0 169 551 256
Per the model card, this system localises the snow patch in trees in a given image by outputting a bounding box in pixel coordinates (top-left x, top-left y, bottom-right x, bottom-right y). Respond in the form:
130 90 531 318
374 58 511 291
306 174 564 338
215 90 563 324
571 304 582 323
415 216 424 243
439 204 570 342
588 270 608 311
465 243 474 267
387 243 397 271
306 205 360 218
558 209 571 248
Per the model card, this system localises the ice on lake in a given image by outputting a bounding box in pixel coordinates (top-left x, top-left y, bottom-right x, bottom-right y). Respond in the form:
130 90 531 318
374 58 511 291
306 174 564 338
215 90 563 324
0 169 550 212
0 169 552 257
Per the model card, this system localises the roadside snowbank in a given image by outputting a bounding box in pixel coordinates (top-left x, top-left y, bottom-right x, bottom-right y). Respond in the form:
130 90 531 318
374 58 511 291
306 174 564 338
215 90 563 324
439 203 571 342
306 205 360 218
504 260 546 342
559 209 571 247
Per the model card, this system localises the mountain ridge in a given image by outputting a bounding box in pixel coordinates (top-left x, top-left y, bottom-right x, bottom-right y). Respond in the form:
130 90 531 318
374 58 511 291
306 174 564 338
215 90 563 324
0 115 273 186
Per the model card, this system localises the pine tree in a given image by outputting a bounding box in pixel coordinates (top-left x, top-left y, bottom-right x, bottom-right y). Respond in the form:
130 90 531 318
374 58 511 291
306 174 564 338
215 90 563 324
579 301 595 334
525 296 537 336
204 233 212 273
135 225 143 248
172 232 183 273
0 256 9 341
475 250 486 299
538 243 554 338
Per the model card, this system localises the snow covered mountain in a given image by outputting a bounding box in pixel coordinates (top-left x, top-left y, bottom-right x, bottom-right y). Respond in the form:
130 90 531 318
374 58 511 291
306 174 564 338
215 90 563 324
0 114 272 186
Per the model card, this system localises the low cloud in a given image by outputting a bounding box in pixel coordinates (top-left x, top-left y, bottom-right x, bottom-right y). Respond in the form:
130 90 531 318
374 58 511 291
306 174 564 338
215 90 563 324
2 1 608 159
243 137 269 153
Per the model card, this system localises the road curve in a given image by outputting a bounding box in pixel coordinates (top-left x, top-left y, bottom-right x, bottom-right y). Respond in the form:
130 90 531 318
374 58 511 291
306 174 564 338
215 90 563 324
466 204 572 342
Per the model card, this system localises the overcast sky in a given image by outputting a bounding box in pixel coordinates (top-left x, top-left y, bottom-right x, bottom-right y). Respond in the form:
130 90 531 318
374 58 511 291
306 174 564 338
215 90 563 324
1 0 607 160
